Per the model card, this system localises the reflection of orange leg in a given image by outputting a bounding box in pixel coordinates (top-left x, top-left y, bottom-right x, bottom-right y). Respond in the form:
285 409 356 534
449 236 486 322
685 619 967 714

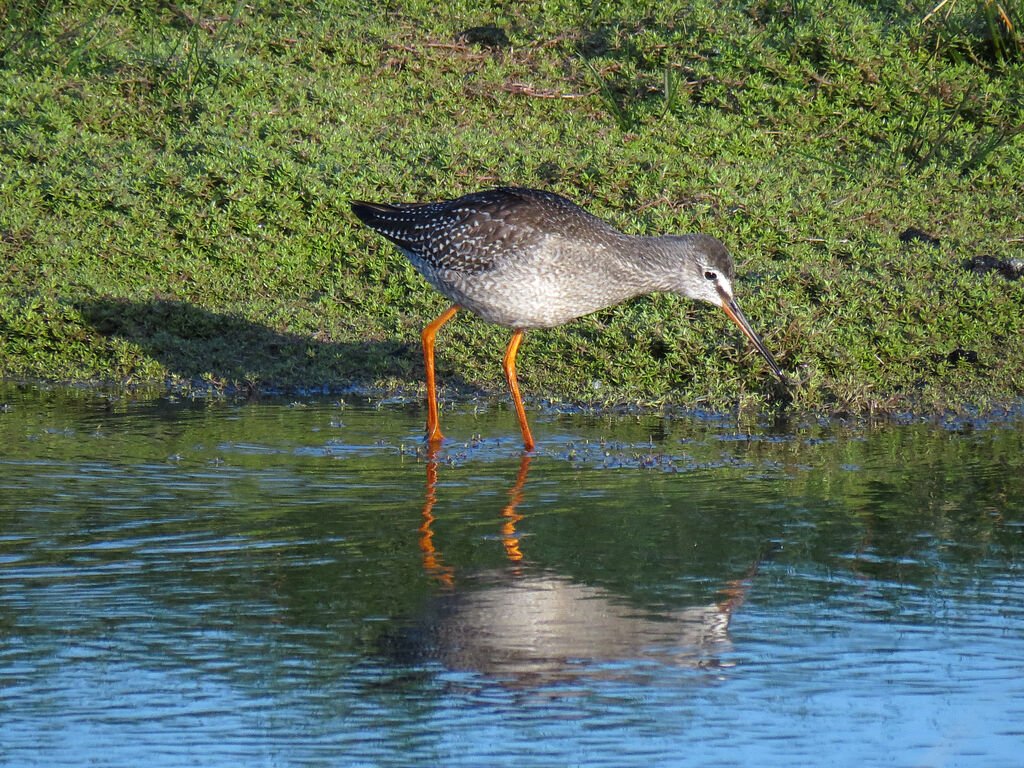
422 304 460 444
500 454 532 562
419 444 454 586
502 330 535 451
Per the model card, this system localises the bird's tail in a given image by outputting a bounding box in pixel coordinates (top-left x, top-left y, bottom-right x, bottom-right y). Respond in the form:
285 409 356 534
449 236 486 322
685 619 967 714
350 200 401 227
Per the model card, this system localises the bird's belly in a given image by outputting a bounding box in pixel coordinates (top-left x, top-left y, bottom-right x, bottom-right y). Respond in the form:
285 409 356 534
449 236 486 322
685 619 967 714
422 262 632 330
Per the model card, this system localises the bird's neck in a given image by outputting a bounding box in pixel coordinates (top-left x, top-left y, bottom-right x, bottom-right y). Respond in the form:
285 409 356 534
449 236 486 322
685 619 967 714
617 235 690 294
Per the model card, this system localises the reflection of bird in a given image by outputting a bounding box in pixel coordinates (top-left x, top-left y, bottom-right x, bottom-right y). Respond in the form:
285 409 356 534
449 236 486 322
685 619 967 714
352 187 784 450
401 450 756 688
384 571 737 688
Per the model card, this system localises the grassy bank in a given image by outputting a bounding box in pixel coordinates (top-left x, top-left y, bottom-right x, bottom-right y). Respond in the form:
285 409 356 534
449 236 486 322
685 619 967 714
1 0 1022 414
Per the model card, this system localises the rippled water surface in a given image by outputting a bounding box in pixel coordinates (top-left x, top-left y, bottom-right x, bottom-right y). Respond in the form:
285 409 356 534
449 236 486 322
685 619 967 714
1 384 1022 767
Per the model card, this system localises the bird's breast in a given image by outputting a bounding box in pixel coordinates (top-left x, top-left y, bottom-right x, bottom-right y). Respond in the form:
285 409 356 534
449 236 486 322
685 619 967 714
409 240 644 329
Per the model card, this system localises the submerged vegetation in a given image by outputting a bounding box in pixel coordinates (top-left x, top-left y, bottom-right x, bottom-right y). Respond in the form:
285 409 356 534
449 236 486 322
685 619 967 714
0 0 1022 415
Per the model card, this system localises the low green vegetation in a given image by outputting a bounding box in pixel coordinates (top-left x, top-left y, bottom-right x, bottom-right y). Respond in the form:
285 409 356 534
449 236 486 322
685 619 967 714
1 0 1022 415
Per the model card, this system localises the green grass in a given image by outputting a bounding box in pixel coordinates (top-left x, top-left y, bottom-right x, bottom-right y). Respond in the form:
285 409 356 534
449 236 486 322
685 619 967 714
1 0 1022 415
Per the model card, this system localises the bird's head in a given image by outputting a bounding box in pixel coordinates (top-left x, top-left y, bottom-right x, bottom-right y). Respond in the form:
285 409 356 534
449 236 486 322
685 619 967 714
654 235 784 380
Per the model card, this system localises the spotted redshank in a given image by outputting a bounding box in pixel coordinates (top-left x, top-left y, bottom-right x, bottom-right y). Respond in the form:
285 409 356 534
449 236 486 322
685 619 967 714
351 187 783 451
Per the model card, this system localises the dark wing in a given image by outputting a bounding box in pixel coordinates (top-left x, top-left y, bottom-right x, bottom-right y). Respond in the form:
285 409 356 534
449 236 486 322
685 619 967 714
351 188 614 275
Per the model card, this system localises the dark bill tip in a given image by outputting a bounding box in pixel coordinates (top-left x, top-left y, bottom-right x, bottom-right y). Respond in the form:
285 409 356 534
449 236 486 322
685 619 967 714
717 289 784 380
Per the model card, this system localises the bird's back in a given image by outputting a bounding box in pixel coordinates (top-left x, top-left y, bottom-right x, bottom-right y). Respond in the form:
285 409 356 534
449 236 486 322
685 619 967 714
350 187 621 276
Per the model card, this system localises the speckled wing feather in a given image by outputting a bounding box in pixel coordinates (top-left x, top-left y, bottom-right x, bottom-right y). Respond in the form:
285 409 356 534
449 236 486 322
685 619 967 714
350 188 616 275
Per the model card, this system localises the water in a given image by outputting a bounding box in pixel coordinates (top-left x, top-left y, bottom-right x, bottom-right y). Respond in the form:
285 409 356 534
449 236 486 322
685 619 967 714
1 383 1022 767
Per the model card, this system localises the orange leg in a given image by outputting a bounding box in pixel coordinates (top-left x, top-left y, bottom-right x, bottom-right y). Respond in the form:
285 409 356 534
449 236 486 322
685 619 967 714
422 304 460 443
502 330 535 451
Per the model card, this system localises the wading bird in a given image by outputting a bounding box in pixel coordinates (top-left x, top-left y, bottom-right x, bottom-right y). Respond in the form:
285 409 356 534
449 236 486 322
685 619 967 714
351 187 783 451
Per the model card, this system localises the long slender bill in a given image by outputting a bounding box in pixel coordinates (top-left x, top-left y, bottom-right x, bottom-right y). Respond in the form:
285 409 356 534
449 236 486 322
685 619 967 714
717 288 784 379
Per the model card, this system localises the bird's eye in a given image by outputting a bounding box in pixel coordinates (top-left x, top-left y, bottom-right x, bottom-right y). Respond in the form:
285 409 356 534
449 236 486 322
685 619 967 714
704 270 717 281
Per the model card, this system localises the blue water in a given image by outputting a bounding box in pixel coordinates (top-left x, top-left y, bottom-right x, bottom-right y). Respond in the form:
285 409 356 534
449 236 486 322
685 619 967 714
1 386 1022 766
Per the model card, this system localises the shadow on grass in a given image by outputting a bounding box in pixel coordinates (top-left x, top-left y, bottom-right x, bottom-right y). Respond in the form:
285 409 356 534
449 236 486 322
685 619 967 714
75 297 425 394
